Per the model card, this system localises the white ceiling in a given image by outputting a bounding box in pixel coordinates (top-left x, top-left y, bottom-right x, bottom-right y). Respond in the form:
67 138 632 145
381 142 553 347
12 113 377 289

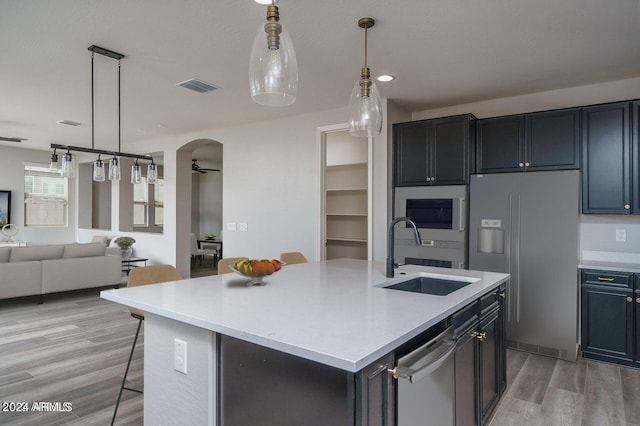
1 0 639 159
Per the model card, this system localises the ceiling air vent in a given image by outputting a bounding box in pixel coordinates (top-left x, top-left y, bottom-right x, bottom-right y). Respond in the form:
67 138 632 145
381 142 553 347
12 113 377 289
57 120 82 126
0 136 25 143
177 78 218 94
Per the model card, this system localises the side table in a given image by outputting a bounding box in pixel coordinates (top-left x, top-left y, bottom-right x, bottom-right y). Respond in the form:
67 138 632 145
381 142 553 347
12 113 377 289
121 256 149 275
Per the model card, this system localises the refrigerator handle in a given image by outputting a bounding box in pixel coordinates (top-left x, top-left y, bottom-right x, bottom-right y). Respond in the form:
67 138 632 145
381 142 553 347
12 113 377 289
507 195 512 323
516 195 521 323
459 198 465 232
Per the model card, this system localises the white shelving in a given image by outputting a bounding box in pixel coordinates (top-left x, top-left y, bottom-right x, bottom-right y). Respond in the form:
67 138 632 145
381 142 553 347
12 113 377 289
324 132 369 260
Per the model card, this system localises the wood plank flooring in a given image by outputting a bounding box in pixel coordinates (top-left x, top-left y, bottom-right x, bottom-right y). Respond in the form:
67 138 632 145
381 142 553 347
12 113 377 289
1 289 640 425
490 348 640 426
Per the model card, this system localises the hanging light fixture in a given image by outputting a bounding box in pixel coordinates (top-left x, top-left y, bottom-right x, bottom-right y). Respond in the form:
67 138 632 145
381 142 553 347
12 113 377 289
131 159 142 184
61 149 75 178
109 155 121 181
249 0 298 106
93 155 105 181
49 149 59 172
52 45 154 184
147 161 157 185
347 17 383 138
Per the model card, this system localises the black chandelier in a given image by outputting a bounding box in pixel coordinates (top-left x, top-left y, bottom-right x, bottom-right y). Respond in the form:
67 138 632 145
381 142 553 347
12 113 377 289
50 45 157 184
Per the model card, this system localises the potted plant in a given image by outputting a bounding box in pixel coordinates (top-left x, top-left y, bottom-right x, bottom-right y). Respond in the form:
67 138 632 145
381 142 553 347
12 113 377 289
114 236 135 259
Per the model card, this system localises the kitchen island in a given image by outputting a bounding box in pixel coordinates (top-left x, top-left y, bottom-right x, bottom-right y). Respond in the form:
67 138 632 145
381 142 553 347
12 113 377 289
101 259 509 425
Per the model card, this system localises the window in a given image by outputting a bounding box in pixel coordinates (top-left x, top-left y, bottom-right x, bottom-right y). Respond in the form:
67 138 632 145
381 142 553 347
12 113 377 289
133 177 164 230
24 164 68 226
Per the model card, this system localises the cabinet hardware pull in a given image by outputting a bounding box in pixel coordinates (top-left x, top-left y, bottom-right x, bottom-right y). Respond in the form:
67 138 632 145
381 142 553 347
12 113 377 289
636 298 640 304
597 277 615 282
627 297 633 303
498 291 506 299
518 162 524 167
625 204 630 209
477 332 486 341
525 162 530 167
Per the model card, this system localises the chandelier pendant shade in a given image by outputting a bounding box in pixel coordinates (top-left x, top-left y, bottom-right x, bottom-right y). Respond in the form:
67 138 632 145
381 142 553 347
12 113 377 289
249 1 298 106
348 17 383 138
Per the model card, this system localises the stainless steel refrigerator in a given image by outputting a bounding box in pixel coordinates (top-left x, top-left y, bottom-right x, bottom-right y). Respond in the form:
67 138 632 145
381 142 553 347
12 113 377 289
468 170 579 361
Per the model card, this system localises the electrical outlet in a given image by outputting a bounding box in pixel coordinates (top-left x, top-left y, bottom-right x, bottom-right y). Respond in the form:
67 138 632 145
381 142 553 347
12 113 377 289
174 338 187 374
616 229 627 242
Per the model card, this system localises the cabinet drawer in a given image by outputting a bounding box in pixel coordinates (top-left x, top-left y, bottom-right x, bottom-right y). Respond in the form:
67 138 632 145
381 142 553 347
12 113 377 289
581 269 633 289
479 289 502 318
452 301 479 337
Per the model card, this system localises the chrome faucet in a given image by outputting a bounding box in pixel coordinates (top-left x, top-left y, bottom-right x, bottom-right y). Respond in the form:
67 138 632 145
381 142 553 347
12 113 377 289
386 217 421 278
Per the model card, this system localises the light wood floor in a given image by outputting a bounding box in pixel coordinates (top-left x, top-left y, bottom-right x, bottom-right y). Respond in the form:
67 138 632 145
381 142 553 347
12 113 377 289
490 348 640 425
2 290 640 425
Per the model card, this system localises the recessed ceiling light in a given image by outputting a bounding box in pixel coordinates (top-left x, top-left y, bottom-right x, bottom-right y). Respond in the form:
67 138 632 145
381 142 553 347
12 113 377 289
377 75 395 82
254 0 277 4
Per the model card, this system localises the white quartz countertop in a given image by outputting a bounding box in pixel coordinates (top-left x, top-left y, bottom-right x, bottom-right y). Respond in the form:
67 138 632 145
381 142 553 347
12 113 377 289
101 259 509 372
579 260 640 274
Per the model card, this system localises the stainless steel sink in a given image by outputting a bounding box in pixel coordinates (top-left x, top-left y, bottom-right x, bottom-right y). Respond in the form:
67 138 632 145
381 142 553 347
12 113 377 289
384 276 474 296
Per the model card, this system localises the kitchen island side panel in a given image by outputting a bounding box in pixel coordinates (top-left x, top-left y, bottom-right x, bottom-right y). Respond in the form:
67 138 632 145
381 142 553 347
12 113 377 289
144 313 217 426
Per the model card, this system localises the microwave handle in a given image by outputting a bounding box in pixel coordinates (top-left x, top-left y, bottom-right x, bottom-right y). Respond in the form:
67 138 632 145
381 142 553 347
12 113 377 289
459 198 465 232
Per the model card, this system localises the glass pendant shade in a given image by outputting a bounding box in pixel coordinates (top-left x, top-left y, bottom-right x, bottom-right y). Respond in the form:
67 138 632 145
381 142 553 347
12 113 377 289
347 79 383 137
147 162 157 184
108 157 121 181
131 163 142 184
61 152 75 178
249 21 298 106
93 158 105 182
49 152 59 172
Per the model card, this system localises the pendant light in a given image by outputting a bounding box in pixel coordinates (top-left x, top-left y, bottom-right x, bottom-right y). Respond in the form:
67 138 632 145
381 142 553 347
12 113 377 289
49 149 59 172
147 161 157 185
109 156 121 181
93 156 105 181
347 17 383 138
131 159 142 184
61 149 75 178
249 0 298 106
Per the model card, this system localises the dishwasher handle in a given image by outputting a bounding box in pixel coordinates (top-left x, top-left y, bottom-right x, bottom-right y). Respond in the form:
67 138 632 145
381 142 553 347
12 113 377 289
389 331 459 384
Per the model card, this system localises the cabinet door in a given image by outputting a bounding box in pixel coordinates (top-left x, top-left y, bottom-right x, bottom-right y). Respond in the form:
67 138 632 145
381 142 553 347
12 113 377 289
636 275 640 365
478 309 500 425
581 102 631 214
581 284 634 363
455 328 478 426
394 121 429 186
632 101 640 213
431 115 472 185
525 109 580 171
356 352 394 426
476 116 524 173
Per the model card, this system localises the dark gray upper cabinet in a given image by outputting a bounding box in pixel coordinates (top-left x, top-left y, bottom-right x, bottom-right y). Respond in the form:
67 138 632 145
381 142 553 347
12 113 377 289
581 102 631 214
394 114 475 186
477 109 580 173
632 101 640 213
476 115 525 173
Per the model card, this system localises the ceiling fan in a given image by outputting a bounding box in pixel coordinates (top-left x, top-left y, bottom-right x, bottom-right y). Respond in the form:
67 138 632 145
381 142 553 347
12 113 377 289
192 159 220 174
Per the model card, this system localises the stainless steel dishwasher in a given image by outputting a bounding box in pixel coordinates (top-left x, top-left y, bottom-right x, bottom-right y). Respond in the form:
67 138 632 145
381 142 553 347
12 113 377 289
390 327 458 426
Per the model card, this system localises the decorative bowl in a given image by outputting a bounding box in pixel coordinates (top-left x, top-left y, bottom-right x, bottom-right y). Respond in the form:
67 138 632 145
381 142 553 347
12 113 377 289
229 260 285 286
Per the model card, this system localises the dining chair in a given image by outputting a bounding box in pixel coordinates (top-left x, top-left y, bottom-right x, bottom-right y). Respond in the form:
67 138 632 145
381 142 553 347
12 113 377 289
112 264 183 426
190 232 217 266
217 257 248 274
280 252 308 265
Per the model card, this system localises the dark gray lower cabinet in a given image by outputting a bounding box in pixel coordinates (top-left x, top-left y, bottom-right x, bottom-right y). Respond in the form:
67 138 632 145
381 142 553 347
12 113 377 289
581 269 636 366
454 284 506 426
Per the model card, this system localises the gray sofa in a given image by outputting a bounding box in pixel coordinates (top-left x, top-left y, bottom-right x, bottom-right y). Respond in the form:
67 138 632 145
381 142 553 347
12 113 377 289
0 242 122 303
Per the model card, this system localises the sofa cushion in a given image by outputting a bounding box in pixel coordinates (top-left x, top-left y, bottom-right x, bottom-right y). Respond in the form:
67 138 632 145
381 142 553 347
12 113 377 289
0 247 10 263
63 242 107 259
10 245 65 262
91 235 113 245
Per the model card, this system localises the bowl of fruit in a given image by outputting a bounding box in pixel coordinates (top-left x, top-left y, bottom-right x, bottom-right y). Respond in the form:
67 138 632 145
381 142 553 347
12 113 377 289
230 258 284 286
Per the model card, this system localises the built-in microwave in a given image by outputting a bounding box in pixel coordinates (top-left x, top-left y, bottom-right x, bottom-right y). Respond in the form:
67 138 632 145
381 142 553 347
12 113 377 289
393 186 468 269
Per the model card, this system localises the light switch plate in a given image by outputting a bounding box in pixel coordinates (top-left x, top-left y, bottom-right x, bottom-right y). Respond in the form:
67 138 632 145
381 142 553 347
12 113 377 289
616 229 627 242
239 223 248 232
227 222 237 231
